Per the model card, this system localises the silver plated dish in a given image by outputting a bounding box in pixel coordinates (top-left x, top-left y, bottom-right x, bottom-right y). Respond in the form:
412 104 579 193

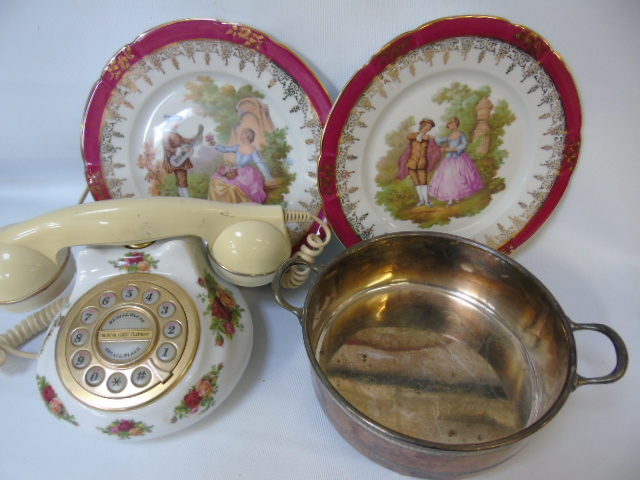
274 232 627 478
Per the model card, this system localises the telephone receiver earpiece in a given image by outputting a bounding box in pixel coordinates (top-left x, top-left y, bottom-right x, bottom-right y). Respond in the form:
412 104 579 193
210 219 293 287
0 198 292 312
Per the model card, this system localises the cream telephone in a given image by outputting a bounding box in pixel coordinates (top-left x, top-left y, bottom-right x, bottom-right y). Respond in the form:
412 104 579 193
0 197 329 439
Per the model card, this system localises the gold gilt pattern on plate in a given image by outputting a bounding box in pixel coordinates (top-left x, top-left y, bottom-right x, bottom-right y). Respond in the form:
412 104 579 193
97 39 324 225
336 36 569 250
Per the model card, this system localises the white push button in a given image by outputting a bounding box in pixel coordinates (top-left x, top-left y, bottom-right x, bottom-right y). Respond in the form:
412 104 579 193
81 307 99 325
71 329 90 346
107 372 127 393
163 321 182 339
157 343 177 362
99 292 117 308
158 301 176 318
131 366 153 388
85 366 106 386
121 285 139 301
71 350 92 369
142 288 161 305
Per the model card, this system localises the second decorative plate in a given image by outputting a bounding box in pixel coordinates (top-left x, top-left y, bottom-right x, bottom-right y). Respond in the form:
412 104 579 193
319 16 582 253
82 19 332 248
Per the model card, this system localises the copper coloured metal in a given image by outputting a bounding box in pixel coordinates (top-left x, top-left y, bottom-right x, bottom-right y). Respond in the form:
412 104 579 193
273 232 627 478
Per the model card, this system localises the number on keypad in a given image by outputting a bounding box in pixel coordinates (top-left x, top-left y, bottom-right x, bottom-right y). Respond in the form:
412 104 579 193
122 286 139 300
71 329 89 346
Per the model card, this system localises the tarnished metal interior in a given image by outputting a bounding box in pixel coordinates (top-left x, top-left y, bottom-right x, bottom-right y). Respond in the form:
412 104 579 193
305 234 571 446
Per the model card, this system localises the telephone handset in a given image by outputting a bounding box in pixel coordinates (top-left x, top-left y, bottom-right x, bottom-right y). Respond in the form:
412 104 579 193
0 196 327 311
0 197 330 439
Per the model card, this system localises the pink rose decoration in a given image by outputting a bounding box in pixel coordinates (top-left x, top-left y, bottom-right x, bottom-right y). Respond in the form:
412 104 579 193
42 385 56 403
213 298 232 321
197 380 213 398
49 399 63 414
118 420 136 432
126 252 145 266
184 390 203 411
225 322 236 336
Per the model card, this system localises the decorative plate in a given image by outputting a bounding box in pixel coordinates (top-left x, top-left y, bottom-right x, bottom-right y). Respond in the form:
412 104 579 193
319 16 581 253
82 19 331 248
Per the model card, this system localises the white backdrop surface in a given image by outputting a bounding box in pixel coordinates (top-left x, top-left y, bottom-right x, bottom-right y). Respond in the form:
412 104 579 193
0 1 638 479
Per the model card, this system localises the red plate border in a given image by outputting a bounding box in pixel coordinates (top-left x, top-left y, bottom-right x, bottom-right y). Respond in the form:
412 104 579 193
319 16 582 254
80 18 333 251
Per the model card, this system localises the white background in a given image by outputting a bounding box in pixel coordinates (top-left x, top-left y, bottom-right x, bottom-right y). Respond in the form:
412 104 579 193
0 1 638 479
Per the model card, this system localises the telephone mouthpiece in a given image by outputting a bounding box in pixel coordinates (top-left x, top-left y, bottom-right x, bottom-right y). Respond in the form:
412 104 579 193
210 220 292 287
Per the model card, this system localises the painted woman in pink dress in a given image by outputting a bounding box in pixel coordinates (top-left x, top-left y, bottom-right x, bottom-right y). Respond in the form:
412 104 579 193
430 117 483 206
208 127 273 204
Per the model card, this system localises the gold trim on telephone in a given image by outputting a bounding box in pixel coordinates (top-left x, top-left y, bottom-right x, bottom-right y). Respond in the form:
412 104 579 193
56 274 200 411
0 197 330 439
0 197 292 311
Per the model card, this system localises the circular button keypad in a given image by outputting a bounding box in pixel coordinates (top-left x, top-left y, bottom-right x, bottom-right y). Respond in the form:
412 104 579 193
56 273 200 410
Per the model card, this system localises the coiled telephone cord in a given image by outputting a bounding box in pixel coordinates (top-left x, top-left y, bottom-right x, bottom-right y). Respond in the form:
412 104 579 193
0 187 88 365
0 295 69 366
280 210 332 289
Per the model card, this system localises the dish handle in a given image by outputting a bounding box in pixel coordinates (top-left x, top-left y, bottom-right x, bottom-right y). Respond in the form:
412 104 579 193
570 320 629 390
272 258 320 323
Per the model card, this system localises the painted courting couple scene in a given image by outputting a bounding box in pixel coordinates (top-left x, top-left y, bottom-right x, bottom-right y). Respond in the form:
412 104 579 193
137 76 295 205
375 82 516 228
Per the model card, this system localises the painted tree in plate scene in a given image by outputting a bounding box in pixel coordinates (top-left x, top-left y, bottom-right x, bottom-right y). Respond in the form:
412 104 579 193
180 76 295 202
186 79 263 144
375 82 515 228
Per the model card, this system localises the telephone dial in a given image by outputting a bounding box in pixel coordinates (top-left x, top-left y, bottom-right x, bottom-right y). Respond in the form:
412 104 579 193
0 197 329 439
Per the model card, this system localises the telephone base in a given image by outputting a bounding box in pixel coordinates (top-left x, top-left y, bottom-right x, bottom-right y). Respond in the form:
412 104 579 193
35 237 253 440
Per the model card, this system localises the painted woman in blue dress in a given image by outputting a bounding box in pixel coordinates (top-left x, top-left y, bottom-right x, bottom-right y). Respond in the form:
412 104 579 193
208 127 273 204
429 117 484 206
